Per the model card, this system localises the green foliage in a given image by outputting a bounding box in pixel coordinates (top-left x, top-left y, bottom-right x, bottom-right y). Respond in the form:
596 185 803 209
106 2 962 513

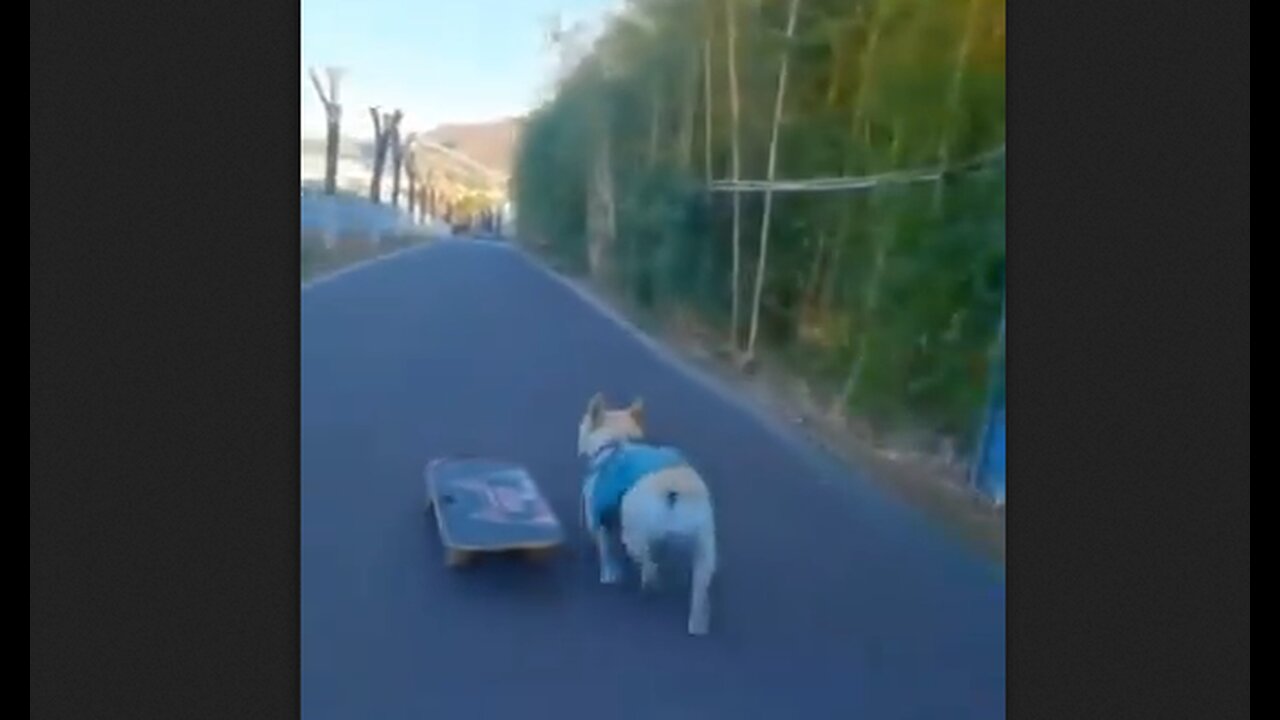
515 0 1005 448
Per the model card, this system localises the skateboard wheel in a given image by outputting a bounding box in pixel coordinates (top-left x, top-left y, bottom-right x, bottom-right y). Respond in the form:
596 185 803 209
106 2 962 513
445 549 472 568
524 547 554 563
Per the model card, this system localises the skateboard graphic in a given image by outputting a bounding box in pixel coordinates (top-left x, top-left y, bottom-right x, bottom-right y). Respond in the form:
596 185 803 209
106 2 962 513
424 457 564 567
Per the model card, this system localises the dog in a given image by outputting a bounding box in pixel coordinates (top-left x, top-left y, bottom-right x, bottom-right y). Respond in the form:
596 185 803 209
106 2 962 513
576 393 717 635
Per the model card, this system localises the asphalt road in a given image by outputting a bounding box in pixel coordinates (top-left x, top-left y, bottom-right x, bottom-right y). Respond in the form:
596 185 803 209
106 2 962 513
301 240 1005 719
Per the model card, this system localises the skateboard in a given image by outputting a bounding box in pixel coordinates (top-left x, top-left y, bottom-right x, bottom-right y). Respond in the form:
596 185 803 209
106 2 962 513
424 457 564 568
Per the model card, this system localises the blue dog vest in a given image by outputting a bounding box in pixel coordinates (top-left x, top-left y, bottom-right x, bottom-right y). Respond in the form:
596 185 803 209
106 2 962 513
585 442 687 530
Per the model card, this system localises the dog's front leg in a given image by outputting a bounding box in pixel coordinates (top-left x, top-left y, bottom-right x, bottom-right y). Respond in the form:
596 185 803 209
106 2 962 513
584 479 623 584
594 528 622 585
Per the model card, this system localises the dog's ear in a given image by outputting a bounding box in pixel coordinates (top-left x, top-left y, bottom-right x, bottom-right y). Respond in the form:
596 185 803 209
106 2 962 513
628 397 645 428
587 392 606 427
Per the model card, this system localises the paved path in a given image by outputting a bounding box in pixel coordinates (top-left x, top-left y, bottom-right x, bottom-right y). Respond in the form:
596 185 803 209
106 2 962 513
301 240 1005 719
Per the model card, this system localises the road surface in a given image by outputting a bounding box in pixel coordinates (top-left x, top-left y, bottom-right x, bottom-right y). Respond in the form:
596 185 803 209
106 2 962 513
301 240 1005 719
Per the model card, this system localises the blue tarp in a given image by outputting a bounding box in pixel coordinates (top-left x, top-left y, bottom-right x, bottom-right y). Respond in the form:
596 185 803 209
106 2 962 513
300 189 416 237
971 291 1006 506
976 406 1005 505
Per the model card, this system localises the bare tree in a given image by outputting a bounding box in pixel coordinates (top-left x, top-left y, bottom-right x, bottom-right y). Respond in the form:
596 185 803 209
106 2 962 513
308 67 344 195
369 109 384 202
390 125 406 208
368 108 403 204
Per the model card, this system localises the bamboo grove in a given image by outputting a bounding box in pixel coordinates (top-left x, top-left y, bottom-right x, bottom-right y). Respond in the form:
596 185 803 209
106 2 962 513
515 0 1005 449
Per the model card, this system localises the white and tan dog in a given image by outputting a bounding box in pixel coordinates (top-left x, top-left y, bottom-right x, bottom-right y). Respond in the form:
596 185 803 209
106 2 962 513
576 393 717 635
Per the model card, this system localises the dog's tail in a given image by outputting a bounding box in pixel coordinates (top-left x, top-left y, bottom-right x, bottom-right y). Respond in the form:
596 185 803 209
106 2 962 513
652 468 709 510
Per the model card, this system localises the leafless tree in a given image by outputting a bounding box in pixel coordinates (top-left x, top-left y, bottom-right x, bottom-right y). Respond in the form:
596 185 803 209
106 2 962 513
368 108 403 204
308 67 344 195
390 125 406 208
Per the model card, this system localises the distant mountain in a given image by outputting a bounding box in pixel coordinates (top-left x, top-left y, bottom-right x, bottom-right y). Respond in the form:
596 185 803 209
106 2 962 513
300 116 525 179
420 117 524 177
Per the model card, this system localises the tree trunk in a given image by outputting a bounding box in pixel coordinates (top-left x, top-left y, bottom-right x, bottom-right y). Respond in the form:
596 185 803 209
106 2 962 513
833 126 904 414
819 206 849 315
835 232 889 410
801 231 827 312
678 46 698 172
823 12 847 109
703 37 714 183
725 0 743 352
324 117 340 195
369 109 385 203
744 0 802 360
817 3 884 364
390 131 404 209
586 127 617 285
406 162 417 219
368 110 403 205
849 6 884 159
309 69 343 196
648 85 662 169
935 0 983 210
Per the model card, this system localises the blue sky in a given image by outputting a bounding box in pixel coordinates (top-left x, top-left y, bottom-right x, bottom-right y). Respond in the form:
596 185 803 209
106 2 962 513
301 0 620 139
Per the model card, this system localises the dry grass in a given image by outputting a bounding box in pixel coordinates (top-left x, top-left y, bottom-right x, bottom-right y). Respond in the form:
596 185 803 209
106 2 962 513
300 229 432 283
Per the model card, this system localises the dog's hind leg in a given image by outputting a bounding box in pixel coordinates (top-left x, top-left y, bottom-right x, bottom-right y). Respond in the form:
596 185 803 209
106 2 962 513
687 523 717 636
621 525 659 591
639 552 660 591
621 487 666 590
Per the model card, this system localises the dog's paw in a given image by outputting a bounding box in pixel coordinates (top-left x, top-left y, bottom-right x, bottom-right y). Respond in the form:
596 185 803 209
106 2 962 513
687 598 711 635
640 562 660 591
687 616 710 636
599 564 622 585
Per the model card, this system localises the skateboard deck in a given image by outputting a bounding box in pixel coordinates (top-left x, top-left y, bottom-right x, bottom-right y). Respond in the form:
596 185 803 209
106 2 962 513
424 457 564 567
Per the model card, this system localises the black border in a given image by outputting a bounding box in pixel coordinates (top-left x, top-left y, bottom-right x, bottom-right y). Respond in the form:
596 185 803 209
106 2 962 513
31 0 300 716
1008 0 1250 716
30 0 1249 718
